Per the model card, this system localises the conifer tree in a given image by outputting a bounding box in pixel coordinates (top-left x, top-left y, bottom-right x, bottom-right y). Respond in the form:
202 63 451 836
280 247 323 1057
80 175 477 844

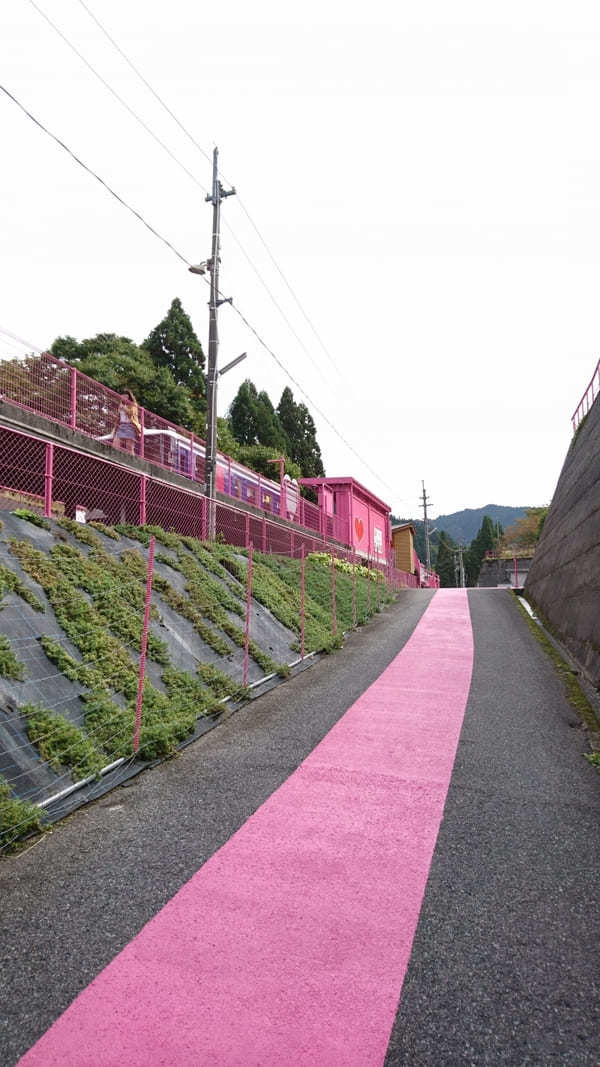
143 298 206 423
435 531 455 588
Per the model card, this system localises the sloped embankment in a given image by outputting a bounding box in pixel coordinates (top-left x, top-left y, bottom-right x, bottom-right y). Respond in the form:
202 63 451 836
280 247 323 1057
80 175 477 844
525 393 600 688
0 513 388 847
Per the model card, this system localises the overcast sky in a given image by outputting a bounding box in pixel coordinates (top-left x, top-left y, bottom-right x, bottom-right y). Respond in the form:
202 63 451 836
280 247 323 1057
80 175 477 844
2 0 599 518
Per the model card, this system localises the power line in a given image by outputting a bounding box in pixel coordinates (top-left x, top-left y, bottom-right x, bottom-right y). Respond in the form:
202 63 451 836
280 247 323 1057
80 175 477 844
72 0 344 381
0 83 191 267
0 326 44 352
1 84 392 496
29 0 332 386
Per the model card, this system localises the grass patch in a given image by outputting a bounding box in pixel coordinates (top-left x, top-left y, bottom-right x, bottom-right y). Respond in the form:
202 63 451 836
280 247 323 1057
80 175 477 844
0 635 25 680
12 509 51 530
513 594 600 740
0 562 45 612
24 703 105 779
89 521 120 540
0 777 42 851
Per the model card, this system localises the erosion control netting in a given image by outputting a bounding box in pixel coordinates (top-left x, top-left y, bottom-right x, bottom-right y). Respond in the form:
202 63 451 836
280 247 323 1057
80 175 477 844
0 514 396 850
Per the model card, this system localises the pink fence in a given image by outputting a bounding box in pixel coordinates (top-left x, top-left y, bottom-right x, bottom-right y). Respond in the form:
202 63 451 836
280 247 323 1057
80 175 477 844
0 351 352 544
572 358 600 432
0 422 418 588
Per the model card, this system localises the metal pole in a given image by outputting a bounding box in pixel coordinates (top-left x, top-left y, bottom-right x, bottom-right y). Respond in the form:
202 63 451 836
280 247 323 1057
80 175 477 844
204 146 235 539
300 543 305 660
421 480 432 572
331 550 337 638
352 551 357 627
44 443 54 518
133 535 156 754
243 541 253 688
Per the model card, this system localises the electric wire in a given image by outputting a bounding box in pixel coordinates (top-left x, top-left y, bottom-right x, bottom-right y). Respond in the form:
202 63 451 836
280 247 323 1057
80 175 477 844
72 0 344 379
0 327 44 352
1 84 393 495
0 83 190 267
27 0 333 386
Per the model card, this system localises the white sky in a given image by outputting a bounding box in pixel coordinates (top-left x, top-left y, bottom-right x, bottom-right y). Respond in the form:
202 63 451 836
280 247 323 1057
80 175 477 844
2 0 599 517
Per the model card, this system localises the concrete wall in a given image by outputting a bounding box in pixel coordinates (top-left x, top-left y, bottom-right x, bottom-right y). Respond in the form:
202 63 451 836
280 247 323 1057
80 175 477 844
525 395 600 688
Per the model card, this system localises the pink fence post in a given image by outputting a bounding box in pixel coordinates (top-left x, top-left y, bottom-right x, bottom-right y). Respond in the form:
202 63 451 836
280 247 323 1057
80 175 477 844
139 474 147 525
352 551 357 627
228 456 232 498
514 556 518 588
367 558 371 614
262 516 267 553
133 535 156 754
245 512 250 549
69 367 77 430
331 550 337 638
201 495 207 541
243 541 253 688
300 543 305 660
189 432 195 479
44 442 54 518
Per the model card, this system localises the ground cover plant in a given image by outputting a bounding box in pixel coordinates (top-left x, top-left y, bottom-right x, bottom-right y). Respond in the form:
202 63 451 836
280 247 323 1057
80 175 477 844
0 777 42 852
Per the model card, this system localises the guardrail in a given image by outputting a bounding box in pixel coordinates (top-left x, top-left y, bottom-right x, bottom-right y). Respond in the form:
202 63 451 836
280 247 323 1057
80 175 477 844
571 358 600 432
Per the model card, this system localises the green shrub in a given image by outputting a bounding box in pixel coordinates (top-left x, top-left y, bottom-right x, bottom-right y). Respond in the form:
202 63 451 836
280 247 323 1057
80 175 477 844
0 777 42 850
88 521 120 540
0 635 25 680
0 563 45 612
24 704 104 779
12 509 51 530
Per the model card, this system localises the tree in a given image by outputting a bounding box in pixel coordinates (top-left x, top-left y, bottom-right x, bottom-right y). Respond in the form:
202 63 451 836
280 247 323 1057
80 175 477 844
436 532 455 588
464 514 498 586
277 388 325 477
254 391 289 451
503 508 548 552
51 333 202 433
143 298 206 425
229 380 260 444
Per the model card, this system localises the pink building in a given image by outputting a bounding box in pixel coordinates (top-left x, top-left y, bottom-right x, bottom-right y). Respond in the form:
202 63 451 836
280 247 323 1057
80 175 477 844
300 477 392 563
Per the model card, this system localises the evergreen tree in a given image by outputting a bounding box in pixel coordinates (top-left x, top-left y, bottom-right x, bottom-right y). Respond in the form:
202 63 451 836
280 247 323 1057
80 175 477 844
229 380 260 444
254 391 289 451
435 531 455 588
143 298 206 424
276 388 325 477
464 514 497 586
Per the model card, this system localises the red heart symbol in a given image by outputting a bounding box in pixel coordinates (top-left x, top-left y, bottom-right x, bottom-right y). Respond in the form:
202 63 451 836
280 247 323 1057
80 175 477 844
354 518 364 541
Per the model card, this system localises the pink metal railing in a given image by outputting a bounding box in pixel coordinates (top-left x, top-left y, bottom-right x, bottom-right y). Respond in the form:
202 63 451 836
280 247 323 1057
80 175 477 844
0 351 335 537
571 358 600 432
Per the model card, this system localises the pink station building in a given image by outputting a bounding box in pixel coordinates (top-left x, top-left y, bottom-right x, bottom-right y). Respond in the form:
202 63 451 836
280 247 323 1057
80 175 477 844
300 477 392 564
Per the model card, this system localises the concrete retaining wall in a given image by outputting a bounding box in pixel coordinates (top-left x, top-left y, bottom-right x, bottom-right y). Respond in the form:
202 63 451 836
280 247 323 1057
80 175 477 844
525 396 600 688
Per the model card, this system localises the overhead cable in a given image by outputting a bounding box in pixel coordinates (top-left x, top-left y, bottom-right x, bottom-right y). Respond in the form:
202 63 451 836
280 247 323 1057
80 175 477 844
0 84 191 267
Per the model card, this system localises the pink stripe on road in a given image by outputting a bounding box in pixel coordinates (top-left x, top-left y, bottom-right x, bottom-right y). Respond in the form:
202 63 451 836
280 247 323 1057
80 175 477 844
19 589 474 1067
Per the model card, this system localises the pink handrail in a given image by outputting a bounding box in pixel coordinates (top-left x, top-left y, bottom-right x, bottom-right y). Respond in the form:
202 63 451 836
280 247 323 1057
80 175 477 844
571 358 600 432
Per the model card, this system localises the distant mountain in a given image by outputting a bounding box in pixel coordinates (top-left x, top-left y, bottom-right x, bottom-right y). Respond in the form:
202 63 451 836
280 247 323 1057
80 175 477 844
431 505 531 545
391 505 533 562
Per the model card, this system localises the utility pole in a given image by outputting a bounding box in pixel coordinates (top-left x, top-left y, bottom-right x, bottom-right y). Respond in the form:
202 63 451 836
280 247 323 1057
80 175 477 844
192 147 236 538
458 540 465 588
420 481 433 572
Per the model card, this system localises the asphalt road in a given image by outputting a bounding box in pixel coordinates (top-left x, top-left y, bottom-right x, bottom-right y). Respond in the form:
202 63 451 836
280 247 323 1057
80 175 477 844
385 590 600 1066
0 589 433 1067
1 588 599 1066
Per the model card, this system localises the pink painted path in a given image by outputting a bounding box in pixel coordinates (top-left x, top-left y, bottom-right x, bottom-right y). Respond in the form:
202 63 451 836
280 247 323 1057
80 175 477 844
19 589 474 1067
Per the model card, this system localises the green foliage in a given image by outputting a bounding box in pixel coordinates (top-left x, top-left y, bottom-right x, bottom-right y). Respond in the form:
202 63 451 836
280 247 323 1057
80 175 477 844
307 552 378 582
0 563 45 612
88 521 120 540
12 509 50 530
51 333 204 435
0 635 25 680
277 387 325 477
57 517 104 550
0 777 42 850
584 751 600 768
143 298 206 430
235 444 301 482
24 704 104 779
195 662 246 701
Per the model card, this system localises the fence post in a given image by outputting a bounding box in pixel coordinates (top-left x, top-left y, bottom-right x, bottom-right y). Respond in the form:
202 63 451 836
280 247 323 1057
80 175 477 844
201 494 207 541
228 456 232 497
133 535 156 754
300 543 305 660
367 558 371 614
352 551 357 627
44 443 54 518
262 515 267 553
290 529 294 557
189 432 195 479
70 368 77 430
245 511 250 549
331 550 337 638
139 475 147 525
243 541 253 688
